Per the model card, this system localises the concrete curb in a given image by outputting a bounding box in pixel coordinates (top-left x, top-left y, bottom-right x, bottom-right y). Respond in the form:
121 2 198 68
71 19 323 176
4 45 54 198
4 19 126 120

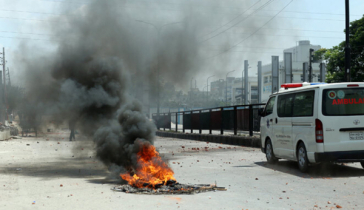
156 131 261 148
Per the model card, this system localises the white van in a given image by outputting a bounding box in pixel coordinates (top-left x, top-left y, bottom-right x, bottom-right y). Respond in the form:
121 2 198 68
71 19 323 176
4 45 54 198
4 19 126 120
260 82 364 172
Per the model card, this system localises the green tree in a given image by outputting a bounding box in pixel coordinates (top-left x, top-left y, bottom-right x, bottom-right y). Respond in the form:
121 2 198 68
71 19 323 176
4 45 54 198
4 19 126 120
314 15 364 83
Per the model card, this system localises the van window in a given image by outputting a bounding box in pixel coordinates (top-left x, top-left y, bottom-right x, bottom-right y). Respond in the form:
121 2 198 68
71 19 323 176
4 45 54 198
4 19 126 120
265 96 276 116
293 91 314 117
277 94 294 117
322 88 364 116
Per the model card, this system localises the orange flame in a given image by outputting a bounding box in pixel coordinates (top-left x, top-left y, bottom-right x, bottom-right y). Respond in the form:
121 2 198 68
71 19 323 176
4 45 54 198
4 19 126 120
121 142 176 188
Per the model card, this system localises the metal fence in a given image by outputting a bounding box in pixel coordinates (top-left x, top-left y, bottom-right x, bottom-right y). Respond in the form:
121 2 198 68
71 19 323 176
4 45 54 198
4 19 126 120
152 103 266 136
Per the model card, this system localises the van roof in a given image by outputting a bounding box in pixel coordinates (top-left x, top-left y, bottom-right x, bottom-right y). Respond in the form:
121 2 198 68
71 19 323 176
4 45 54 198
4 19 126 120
272 82 364 95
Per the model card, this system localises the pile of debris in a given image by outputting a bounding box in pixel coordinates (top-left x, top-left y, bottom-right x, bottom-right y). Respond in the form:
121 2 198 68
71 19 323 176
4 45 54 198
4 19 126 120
0 124 19 136
112 180 226 195
10 126 19 136
0 124 7 132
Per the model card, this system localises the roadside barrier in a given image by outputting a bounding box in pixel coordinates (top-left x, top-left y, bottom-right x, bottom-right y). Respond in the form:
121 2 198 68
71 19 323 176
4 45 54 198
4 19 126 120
156 131 261 148
152 103 265 136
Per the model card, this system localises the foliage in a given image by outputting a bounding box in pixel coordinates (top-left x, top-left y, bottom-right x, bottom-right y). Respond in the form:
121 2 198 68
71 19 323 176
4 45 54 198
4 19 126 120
314 15 364 82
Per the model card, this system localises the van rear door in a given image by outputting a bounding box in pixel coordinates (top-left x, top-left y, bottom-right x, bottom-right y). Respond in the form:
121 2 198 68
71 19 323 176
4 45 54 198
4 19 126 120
321 87 364 152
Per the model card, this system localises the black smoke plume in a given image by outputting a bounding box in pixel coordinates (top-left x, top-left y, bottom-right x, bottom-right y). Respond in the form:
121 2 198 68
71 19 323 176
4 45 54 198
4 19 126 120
17 1 163 174
14 0 285 175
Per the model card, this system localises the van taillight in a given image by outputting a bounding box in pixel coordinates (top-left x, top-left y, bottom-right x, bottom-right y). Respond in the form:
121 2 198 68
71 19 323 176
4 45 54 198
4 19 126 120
315 119 324 143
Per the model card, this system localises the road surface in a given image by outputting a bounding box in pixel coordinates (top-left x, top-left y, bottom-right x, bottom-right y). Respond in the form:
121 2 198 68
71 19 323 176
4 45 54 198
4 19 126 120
0 132 363 209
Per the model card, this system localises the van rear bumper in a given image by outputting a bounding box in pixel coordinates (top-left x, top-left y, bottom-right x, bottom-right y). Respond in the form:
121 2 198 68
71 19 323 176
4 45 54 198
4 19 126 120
315 150 364 162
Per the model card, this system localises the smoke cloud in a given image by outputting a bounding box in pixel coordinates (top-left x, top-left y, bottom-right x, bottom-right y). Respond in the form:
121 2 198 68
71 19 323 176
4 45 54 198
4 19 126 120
13 0 287 175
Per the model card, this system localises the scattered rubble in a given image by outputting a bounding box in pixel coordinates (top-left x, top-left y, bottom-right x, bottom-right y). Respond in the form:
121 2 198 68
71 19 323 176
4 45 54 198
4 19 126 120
112 183 226 195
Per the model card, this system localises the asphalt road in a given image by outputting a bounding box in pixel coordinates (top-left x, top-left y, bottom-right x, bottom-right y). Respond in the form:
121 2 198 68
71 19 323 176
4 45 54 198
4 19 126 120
0 132 364 210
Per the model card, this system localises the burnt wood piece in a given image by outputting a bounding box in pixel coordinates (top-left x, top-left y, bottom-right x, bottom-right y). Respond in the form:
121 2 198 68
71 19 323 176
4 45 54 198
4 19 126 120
166 180 177 186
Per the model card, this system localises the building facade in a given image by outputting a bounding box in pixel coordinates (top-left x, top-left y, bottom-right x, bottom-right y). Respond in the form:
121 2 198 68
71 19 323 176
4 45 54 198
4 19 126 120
261 40 322 102
210 79 225 101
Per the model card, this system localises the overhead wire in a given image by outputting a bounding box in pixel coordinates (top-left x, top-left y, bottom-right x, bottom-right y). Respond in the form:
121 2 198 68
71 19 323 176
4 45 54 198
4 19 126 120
4 0 363 17
0 1 360 53
200 49 282 54
0 7 361 17
259 10 363 17
200 0 274 43
0 14 349 23
0 35 53 41
0 30 53 36
200 0 262 39
206 0 294 59
0 16 62 22
227 33 344 39
0 9 65 16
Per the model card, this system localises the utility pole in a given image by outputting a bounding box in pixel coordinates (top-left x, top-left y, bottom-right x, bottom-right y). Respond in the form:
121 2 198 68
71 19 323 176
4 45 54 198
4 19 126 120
0 48 7 122
2 48 5 89
6 67 10 87
309 48 314 82
257 61 262 103
303 62 309 82
345 0 351 82
244 60 249 104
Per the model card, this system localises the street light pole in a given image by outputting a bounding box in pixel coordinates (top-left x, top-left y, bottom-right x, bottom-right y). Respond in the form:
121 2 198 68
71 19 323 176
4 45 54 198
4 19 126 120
345 0 351 82
225 70 235 106
206 75 215 107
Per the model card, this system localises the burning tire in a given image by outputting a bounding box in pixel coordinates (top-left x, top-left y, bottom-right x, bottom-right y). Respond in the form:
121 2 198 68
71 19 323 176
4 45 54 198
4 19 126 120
297 142 309 173
265 139 278 164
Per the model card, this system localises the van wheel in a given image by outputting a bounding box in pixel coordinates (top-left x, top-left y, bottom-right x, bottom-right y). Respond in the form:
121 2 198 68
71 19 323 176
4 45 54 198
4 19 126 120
266 139 278 164
297 142 309 173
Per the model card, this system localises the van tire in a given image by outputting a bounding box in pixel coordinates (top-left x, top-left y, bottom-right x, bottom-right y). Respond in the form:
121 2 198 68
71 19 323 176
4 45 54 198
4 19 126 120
297 142 309 173
266 139 278 164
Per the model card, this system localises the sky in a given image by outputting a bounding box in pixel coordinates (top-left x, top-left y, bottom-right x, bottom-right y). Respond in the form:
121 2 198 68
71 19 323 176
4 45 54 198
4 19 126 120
0 0 363 91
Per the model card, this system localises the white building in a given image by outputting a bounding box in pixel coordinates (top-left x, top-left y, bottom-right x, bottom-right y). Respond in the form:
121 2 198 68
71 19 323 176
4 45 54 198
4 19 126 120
261 40 322 102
